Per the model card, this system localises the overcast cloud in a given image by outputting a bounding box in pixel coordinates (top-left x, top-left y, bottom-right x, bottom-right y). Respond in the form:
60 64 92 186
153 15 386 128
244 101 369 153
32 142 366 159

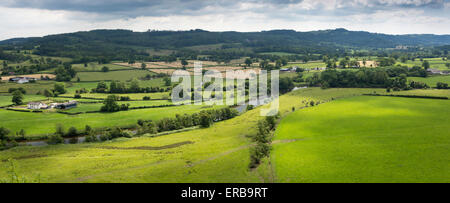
0 0 449 40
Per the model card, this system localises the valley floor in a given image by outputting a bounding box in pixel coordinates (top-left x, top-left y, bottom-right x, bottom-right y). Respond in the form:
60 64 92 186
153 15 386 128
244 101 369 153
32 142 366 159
0 88 449 183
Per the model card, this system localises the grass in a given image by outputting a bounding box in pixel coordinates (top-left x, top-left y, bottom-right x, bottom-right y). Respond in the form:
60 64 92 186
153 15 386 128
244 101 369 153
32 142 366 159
64 100 173 113
73 70 153 82
397 58 450 71
272 96 450 183
0 95 48 107
59 92 170 100
0 81 55 94
72 63 133 72
408 76 450 87
387 89 450 98
283 61 327 69
0 104 220 138
0 88 384 183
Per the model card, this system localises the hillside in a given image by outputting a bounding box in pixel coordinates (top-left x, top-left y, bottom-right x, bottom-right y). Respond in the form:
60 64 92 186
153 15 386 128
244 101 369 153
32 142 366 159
1 29 450 60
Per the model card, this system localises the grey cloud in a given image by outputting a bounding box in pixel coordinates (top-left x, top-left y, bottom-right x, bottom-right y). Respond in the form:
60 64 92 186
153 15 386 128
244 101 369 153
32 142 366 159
0 0 447 18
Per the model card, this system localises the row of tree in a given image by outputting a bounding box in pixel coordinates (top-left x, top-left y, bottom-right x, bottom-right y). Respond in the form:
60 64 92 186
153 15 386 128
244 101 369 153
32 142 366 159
137 107 239 135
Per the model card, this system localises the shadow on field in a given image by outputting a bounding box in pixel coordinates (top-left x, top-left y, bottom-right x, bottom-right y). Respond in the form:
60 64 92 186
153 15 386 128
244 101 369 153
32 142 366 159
97 141 194 151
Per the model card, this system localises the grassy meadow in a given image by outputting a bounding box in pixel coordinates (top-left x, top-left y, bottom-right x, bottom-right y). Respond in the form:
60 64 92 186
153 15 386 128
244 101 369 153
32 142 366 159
397 58 450 71
408 75 450 87
0 88 389 182
272 96 450 183
73 69 152 82
0 104 220 138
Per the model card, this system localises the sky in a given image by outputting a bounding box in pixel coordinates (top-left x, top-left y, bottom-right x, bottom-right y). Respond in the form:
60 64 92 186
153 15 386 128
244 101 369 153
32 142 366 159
0 0 449 40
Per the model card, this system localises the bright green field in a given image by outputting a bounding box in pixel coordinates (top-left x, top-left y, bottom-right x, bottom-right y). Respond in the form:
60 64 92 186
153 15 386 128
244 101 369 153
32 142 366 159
272 96 450 183
0 104 219 138
73 70 152 82
408 76 450 87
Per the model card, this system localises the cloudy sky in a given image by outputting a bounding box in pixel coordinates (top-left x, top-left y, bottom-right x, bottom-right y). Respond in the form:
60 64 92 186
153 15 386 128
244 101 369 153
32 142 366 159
0 0 449 40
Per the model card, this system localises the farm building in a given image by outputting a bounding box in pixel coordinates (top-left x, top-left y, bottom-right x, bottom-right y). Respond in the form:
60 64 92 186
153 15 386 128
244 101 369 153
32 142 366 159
27 102 48 110
54 101 78 109
9 77 36 84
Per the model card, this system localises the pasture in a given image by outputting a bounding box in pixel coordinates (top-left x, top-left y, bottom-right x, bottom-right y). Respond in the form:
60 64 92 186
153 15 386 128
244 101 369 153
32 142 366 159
0 88 385 182
408 75 450 87
0 81 55 94
73 70 153 82
0 95 48 107
0 104 220 138
397 58 450 71
272 96 450 183
72 63 132 72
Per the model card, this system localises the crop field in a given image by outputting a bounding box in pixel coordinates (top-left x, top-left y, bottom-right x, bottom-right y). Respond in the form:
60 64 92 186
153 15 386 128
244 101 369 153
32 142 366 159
73 70 153 82
272 96 450 183
0 104 220 138
408 76 450 87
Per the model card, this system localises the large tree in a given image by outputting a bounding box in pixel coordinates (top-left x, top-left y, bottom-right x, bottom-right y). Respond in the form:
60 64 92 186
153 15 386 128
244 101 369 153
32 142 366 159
12 90 24 105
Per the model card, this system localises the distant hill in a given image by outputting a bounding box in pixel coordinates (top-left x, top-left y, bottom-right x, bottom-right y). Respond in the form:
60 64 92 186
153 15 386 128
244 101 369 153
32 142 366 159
1 29 449 59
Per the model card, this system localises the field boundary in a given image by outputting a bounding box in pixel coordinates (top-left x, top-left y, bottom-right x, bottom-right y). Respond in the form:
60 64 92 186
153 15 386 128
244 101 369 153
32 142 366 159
363 94 448 100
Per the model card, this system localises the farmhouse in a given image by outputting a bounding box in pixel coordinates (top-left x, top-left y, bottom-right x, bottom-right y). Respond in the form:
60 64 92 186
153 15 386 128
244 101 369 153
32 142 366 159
427 68 444 75
27 102 48 110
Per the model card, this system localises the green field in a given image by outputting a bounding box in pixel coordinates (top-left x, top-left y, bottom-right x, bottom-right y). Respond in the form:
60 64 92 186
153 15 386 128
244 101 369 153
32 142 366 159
0 95 48 107
397 58 450 71
64 100 173 113
387 89 450 98
272 96 450 183
72 63 132 72
73 70 153 82
284 61 327 69
0 81 55 94
0 88 385 182
59 92 170 100
408 76 450 87
0 104 219 138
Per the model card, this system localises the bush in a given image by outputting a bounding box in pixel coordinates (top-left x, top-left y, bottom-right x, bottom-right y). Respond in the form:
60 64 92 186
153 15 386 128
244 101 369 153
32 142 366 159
85 135 98 143
74 94 81 99
143 96 151 100
120 104 130 111
69 137 78 144
120 96 130 101
47 134 64 145
0 127 10 140
99 134 111 141
66 127 78 137
437 82 449 89
199 112 212 128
